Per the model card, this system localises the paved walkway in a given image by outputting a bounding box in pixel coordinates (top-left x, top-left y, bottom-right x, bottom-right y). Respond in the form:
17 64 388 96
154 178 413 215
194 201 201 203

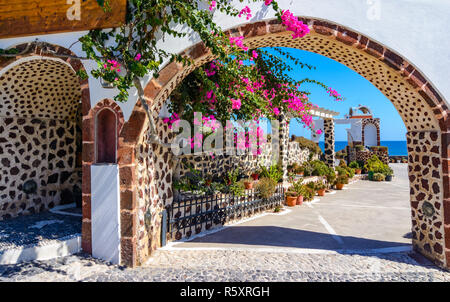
1 164 449 281
168 164 411 252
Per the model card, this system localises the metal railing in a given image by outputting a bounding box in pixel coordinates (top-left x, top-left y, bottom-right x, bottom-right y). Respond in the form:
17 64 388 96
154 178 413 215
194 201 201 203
165 184 285 241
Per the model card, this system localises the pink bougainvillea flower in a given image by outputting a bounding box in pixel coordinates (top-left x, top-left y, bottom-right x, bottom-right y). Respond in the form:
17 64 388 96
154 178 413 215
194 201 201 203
327 87 342 100
134 53 142 61
252 50 259 59
231 98 242 110
273 107 280 116
238 6 252 20
205 61 217 76
209 1 216 11
265 0 273 5
162 112 180 129
229 36 249 51
316 129 323 135
281 10 310 39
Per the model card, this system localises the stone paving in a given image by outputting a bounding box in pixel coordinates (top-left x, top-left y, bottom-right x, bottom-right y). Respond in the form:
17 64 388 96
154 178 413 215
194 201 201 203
0 210 81 252
0 250 449 282
1 164 449 282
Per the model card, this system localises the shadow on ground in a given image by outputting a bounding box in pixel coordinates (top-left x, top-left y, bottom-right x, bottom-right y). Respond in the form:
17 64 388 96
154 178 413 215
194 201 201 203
182 225 411 251
175 225 442 269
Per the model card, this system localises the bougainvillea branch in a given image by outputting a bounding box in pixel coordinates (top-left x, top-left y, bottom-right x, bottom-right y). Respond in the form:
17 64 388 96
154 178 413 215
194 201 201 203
0 0 344 150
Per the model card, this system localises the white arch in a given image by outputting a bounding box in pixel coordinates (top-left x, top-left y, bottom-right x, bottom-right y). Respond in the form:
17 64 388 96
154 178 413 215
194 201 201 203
0 0 448 120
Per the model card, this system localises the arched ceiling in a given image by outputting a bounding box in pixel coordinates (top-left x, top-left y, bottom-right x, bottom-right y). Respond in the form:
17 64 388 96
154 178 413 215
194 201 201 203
0 59 80 121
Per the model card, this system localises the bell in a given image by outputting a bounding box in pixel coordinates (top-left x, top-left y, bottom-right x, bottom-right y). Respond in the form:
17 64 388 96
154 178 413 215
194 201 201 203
22 180 37 194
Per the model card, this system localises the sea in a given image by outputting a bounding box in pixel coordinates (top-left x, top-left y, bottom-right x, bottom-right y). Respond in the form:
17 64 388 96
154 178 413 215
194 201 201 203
319 141 408 156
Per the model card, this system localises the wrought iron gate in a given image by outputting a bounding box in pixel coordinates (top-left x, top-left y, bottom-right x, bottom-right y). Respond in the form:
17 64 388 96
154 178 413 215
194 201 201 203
163 184 285 242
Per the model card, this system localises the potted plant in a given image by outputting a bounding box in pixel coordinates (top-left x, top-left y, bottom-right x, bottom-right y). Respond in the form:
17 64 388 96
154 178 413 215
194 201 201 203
243 177 253 190
259 164 283 183
285 191 298 207
224 168 240 186
296 190 304 205
204 174 213 187
384 167 394 181
291 180 305 205
306 181 315 192
291 163 303 177
296 165 305 177
256 177 277 200
349 161 361 174
303 187 315 202
373 173 386 182
230 180 245 197
382 166 394 181
315 181 326 196
287 164 295 173
325 169 337 190
336 175 348 190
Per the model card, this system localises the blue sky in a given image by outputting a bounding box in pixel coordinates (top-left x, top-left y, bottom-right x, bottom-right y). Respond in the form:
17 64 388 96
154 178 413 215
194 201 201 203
263 47 407 142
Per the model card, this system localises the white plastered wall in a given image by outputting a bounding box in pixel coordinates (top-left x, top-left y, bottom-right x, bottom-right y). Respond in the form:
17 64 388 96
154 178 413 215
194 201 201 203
0 0 448 121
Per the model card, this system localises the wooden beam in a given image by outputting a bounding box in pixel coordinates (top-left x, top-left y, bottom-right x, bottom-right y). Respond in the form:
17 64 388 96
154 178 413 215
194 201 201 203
0 0 127 39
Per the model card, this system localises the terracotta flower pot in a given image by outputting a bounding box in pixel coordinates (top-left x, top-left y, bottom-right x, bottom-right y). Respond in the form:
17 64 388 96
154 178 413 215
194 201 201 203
244 181 253 190
317 189 325 196
297 195 304 205
297 172 304 177
355 169 362 175
336 183 344 190
286 195 297 207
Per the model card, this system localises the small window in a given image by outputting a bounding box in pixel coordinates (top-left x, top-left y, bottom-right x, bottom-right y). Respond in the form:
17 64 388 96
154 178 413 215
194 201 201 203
96 108 117 163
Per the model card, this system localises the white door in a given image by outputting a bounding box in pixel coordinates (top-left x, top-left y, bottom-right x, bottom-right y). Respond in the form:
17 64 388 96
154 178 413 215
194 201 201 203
364 123 377 146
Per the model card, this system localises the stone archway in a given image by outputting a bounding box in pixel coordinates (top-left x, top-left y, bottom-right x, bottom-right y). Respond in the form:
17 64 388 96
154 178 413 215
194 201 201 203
0 43 91 250
0 57 87 222
117 18 449 268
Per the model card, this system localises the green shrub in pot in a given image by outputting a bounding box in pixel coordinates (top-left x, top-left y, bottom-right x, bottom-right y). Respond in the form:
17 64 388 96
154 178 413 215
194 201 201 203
256 177 277 200
349 161 360 169
373 173 386 182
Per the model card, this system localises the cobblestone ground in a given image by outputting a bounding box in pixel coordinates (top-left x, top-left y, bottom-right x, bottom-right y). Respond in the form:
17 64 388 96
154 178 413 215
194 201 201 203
1 249 449 282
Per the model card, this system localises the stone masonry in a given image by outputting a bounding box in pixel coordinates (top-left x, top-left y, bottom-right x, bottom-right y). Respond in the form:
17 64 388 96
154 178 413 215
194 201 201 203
323 118 335 168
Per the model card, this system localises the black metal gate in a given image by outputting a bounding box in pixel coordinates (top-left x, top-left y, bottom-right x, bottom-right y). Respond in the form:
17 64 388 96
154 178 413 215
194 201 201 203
163 184 285 243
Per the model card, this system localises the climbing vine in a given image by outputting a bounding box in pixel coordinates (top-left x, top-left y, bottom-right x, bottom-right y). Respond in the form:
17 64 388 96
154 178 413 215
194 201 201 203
0 0 343 147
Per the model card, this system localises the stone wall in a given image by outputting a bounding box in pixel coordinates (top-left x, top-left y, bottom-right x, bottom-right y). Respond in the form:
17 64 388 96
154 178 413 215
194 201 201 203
133 121 173 266
0 59 82 221
175 141 315 179
287 142 319 165
407 131 446 267
323 119 335 168
348 148 389 165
